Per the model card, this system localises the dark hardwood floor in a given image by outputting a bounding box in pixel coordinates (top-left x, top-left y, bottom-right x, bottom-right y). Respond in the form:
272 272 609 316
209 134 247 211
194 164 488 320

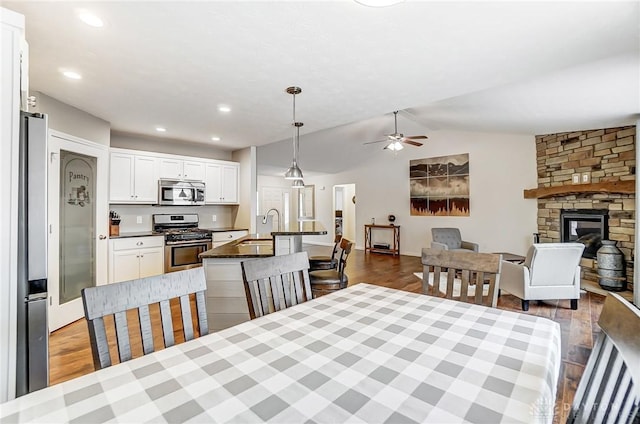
49 248 604 423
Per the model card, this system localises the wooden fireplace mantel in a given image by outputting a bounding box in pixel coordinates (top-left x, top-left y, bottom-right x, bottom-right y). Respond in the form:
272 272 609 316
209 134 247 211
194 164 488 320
523 180 635 199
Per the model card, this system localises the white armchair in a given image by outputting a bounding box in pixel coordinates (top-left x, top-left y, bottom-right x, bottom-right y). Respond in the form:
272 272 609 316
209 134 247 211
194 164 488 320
500 243 585 311
430 228 479 252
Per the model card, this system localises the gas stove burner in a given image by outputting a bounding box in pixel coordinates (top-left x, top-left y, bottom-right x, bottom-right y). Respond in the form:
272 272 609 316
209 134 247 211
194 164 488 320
152 213 211 244
160 228 203 234
164 230 212 245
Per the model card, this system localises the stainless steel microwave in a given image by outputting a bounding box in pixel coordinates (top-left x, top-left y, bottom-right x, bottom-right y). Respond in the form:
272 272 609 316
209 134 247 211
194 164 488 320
158 180 205 206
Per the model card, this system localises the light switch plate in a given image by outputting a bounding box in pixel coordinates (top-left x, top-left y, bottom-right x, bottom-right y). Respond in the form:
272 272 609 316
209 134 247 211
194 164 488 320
212 215 217 222
581 172 591 183
136 216 142 224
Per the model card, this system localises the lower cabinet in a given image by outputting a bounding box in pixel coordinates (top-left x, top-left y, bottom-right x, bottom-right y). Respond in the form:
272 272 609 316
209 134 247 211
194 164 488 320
109 236 165 284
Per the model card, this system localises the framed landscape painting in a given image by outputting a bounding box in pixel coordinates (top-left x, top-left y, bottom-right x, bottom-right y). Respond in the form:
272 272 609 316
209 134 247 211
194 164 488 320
410 153 469 216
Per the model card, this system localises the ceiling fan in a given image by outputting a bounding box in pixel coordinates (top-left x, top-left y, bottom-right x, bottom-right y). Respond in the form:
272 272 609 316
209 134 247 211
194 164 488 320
363 111 428 150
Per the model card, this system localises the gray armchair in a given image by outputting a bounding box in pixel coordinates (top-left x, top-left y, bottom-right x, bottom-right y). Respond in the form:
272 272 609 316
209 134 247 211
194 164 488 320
430 228 479 252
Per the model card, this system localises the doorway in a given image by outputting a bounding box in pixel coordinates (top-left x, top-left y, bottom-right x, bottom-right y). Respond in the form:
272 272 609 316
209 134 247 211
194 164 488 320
333 184 356 242
48 132 108 331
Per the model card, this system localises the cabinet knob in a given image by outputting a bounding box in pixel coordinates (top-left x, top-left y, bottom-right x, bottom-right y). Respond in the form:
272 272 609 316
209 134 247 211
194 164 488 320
228 234 233 238
99 235 107 240
140 255 144 258
136 241 143 246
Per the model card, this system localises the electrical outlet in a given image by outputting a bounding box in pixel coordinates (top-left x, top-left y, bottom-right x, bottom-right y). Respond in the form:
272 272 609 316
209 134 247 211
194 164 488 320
212 215 217 222
136 216 142 224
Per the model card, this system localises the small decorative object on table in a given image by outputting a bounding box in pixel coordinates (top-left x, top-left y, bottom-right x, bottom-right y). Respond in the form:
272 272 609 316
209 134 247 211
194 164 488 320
388 214 396 225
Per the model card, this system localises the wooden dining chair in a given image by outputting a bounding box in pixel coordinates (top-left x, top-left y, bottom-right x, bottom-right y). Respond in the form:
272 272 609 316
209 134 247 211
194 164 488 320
421 248 502 307
81 267 208 370
567 293 639 423
240 251 312 319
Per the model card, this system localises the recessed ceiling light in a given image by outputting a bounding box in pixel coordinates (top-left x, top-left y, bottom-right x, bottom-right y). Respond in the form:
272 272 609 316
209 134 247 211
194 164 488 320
211 136 221 141
77 10 104 27
218 105 231 113
155 127 166 132
62 70 82 80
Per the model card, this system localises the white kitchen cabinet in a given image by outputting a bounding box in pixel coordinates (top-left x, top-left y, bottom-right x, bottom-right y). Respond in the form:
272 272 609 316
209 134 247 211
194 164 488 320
109 236 164 283
211 230 248 248
109 151 158 203
205 162 239 204
159 158 205 181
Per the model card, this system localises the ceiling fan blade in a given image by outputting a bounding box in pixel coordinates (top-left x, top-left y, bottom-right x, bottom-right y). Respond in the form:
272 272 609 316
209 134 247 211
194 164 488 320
363 139 387 145
403 140 423 147
405 135 429 140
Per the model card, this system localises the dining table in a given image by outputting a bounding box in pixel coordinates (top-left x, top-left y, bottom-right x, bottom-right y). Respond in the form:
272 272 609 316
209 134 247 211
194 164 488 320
1 283 561 423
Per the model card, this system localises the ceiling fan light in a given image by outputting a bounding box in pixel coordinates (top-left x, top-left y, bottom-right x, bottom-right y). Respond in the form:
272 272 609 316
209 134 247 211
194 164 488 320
292 179 305 189
387 141 404 151
284 162 304 180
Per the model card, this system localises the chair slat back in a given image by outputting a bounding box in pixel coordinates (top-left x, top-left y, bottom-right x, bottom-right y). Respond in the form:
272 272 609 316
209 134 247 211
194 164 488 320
421 248 502 307
568 293 640 423
337 238 353 276
81 267 208 370
241 252 312 319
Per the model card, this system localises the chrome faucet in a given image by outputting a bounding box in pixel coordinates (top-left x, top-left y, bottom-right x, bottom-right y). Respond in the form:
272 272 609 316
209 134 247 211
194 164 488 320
263 208 281 231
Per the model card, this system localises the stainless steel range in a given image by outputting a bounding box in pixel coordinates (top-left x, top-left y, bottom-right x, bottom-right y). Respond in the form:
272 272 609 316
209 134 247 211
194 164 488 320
153 214 212 273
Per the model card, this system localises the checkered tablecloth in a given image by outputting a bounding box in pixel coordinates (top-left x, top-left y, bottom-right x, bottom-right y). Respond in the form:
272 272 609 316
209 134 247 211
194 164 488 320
1 283 561 423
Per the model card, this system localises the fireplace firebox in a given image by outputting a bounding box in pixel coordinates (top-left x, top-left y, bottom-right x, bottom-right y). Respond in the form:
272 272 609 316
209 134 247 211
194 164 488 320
560 209 608 259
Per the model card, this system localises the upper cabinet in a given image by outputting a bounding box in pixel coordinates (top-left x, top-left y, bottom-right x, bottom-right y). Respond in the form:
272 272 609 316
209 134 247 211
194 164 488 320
109 148 238 205
109 151 158 203
205 162 239 204
159 158 205 181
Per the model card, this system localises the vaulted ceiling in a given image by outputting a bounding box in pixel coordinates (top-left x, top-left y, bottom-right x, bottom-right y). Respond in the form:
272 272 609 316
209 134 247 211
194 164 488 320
5 1 639 169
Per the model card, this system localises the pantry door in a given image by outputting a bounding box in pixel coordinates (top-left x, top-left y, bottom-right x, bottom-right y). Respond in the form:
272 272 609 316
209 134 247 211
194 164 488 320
48 131 108 331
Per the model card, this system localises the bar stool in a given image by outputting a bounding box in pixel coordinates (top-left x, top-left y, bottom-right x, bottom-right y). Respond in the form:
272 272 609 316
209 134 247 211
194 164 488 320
309 234 342 271
309 238 353 298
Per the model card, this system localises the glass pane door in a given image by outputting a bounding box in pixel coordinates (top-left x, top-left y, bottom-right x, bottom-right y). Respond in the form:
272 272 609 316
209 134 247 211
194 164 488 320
59 150 96 303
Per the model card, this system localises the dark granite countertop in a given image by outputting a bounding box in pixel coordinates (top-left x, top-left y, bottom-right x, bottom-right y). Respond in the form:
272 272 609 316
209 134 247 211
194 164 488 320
272 220 327 236
109 231 161 239
109 227 248 239
205 227 249 233
200 234 274 259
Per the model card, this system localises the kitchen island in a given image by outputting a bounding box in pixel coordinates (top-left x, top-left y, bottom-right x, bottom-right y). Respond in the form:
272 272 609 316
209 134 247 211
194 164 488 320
200 221 327 331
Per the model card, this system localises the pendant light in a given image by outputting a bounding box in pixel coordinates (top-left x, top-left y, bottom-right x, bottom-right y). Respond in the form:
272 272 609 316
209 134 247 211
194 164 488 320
292 179 305 189
284 86 304 182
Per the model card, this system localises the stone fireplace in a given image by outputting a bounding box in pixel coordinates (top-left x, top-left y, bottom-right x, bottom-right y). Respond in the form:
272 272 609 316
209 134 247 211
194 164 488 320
560 209 608 259
532 126 636 292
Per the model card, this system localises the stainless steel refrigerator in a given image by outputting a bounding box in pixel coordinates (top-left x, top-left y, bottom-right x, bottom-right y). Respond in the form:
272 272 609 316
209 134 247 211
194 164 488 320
16 111 49 396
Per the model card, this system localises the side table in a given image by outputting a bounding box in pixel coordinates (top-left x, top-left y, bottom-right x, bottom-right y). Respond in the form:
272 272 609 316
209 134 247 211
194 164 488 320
364 224 400 256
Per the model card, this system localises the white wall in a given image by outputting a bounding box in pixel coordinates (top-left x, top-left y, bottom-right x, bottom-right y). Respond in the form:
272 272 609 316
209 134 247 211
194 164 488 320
232 146 255 232
1 6 24 403
305 130 538 256
111 131 232 160
31 91 110 146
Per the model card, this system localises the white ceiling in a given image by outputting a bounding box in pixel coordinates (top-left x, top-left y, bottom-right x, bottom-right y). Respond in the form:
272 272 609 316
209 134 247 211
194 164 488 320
4 1 640 161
